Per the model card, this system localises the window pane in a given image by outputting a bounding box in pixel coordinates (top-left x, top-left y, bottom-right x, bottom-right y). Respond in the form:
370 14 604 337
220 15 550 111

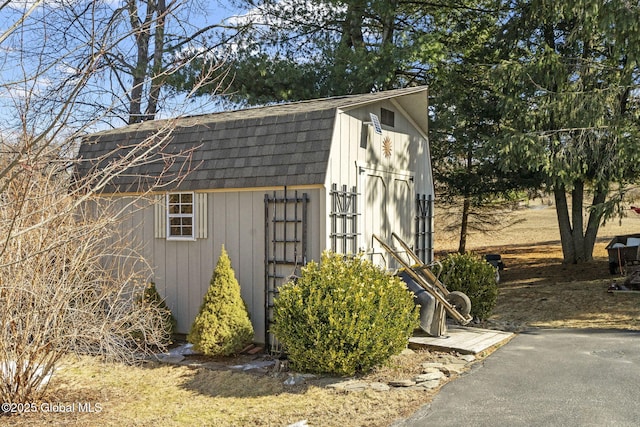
167 192 195 238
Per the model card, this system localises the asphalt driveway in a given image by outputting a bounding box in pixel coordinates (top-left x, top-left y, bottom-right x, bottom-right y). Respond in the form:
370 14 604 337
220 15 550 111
393 329 640 427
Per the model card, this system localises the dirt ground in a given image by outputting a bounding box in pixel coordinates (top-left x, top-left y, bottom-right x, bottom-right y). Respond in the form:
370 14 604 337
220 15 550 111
436 201 640 331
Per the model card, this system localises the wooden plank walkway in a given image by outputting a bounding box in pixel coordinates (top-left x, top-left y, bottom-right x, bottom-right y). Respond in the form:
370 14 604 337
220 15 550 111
409 325 514 355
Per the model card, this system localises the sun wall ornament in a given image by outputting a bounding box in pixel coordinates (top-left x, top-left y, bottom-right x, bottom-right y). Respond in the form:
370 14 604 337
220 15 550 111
382 136 392 158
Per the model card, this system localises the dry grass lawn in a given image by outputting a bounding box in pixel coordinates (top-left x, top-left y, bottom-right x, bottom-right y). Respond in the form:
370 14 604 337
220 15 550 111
4 351 448 427
4 202 640 427
436 202 640 332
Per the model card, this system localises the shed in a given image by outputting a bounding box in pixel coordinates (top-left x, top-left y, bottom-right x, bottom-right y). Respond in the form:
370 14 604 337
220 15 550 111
77 86 435 345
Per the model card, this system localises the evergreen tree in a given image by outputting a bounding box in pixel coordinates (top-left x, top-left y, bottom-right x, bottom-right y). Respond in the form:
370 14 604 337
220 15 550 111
188 246 254 356
428 0 539 252
138 282 177 338
168 0 454 103
494 0 640 263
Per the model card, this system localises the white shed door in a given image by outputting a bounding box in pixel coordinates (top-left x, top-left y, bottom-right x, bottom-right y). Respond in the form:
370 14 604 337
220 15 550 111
361 168 414 267
392 177 414 244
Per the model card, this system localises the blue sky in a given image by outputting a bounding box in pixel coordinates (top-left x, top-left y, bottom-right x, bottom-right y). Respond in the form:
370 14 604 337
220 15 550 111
0 1 258 135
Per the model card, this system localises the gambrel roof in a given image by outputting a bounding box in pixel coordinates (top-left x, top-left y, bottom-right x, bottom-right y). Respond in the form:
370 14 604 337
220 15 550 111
76 86 428 193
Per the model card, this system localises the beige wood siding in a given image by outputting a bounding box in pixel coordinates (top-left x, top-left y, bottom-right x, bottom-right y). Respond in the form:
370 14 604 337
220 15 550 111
102 187 323 344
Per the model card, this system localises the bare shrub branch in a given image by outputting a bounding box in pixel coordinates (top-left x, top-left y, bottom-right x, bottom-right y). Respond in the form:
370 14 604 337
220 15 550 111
0 1 228 405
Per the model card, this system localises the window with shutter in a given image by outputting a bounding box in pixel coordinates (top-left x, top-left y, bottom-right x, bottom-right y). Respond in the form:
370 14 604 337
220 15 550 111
154 192 208 240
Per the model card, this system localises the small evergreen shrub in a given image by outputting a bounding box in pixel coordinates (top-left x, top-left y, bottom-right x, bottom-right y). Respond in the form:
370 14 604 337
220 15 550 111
140 282 177 335
131 282 176 346
272 252 419 376
436 252 499 321
188 246 254 356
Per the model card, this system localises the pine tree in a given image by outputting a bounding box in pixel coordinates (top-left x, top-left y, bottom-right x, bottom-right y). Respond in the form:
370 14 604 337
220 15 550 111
187 246 254 356
494 0 640 263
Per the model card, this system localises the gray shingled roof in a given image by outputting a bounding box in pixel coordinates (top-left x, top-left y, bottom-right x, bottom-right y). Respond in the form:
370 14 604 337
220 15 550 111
76 86 427 193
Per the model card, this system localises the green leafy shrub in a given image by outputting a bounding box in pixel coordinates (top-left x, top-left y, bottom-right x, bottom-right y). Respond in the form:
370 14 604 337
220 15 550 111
272 252 419 376
436 252 499 321
188 246 254 356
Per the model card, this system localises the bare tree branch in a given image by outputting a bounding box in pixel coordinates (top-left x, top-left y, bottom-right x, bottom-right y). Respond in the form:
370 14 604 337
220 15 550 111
0 0 226 404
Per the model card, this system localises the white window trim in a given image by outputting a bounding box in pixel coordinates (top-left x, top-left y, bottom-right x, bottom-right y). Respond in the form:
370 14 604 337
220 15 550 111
166 192 196 241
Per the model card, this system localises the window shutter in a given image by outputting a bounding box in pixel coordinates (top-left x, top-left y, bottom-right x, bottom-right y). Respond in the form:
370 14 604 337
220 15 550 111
154 194 166 238
196 192 208 239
